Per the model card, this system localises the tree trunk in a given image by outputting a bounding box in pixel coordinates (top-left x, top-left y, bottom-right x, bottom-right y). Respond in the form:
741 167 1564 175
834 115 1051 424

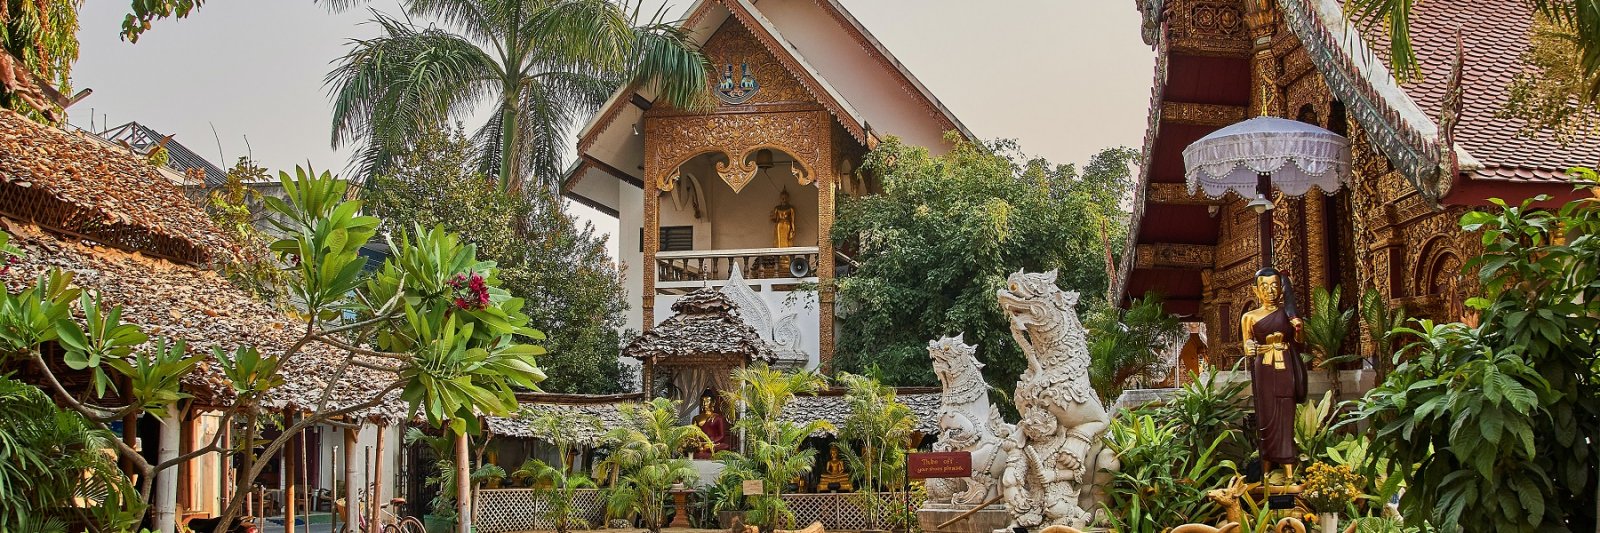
497 102 519 191
456 429 471 533
345 427 360 528
372 424 387 533
156 409 182 533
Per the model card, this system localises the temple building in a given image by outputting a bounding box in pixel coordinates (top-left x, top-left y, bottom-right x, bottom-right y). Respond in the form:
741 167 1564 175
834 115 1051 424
562 0 970 373
1117 0 1599 387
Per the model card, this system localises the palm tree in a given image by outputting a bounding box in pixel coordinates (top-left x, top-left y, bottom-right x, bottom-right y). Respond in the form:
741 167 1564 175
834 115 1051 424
602 398 706 533
836 372 916 531
724 363 828 443
328 0 711 190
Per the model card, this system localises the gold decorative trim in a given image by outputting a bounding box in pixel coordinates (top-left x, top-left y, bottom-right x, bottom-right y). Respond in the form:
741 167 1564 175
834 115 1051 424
1134 243 1217 269
1161 102 1248 127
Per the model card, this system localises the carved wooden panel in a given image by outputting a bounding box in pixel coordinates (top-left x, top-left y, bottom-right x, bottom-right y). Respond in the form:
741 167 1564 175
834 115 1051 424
1135 243 1217 269
698 20 813 106
1169 0 1251 56
644 110 830 193
1161 102 1248 127
1147 182 1227 205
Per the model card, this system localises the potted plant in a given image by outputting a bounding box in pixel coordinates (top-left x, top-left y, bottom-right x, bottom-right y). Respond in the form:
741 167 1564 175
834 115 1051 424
1301 462 1363 533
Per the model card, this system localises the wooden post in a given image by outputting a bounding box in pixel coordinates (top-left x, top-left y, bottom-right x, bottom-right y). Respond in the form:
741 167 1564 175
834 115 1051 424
285 414 297 533
455 429 471 533
371 424 387 533
344 427 359 529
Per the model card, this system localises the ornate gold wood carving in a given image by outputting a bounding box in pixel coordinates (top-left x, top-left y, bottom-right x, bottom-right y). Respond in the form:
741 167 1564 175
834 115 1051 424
1169 0 1251 56
1147 182 1227 205
700 21 813 106
1135 243 1217 269
1161 102 1248 127
644 110 829 193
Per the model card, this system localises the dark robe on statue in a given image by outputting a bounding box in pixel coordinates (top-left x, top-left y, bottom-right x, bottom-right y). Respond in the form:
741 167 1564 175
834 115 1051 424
1250 308 1308 465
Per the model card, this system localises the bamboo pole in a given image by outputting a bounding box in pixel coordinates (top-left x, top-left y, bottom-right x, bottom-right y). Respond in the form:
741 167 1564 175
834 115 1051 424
935 494 1004 530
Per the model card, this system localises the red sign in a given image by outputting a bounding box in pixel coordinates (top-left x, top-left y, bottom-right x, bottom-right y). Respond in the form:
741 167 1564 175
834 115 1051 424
908 451 972 479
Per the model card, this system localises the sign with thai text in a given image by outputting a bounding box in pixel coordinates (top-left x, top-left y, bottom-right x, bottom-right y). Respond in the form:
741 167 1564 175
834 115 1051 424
742 479 765 496
907 451 972 479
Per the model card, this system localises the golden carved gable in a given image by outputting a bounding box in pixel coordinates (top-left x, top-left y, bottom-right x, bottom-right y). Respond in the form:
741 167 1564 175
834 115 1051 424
698 20 814 107
644 110 830 193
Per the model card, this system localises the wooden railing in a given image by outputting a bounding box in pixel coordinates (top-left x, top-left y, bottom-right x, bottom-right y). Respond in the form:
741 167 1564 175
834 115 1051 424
656 247 820 289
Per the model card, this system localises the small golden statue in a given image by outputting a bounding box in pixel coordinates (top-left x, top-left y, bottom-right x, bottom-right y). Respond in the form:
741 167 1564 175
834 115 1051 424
1240 268 1307 486
692 393 732 459
817 444 853 492
771 189 796 248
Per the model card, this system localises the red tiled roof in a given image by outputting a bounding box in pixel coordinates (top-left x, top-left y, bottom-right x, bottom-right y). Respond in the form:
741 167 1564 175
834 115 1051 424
1362 0 1600 182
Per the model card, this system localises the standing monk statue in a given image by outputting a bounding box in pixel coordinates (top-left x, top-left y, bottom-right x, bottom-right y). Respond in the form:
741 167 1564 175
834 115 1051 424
1240 268 1308 484
772 189 796 248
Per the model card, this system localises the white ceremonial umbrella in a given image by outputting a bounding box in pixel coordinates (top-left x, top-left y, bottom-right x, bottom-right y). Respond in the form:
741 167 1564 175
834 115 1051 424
1183 116 1352 199
1182 115 1352 270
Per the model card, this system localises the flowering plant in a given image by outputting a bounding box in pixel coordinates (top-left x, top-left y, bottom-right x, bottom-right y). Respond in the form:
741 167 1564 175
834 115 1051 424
448 271 491 310
1301 462 1363 512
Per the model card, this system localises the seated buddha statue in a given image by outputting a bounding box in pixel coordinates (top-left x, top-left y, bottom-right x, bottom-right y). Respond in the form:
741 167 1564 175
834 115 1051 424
818 444 853 492
691 394 732 459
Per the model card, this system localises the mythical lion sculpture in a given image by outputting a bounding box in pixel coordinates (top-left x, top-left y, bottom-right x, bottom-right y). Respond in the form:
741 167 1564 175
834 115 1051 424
995 269 1118 529
923 334 1013 506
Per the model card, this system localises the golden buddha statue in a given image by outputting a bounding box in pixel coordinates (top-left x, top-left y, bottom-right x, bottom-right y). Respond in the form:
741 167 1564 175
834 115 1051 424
1240 267 1307 486
691 394 731 459
817 444 853 492
771 189 796 248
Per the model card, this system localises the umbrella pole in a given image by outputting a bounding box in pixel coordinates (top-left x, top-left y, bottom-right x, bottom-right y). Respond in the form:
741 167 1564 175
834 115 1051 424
1258 174 1274 269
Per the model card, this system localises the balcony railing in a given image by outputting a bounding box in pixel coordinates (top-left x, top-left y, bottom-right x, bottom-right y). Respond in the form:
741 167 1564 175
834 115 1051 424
656 247 820 290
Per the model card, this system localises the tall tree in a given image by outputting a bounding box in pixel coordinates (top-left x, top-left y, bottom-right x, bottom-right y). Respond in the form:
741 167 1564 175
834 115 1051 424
1 0 80 122
830 136 1137 404
328 0 710 189
364 126 632 393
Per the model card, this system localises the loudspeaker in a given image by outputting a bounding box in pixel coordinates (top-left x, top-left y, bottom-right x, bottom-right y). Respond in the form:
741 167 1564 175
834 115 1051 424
789 255 812 277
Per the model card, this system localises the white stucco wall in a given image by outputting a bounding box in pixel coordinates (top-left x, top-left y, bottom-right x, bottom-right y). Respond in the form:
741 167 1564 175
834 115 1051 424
653 280 821 370
313 423 402 516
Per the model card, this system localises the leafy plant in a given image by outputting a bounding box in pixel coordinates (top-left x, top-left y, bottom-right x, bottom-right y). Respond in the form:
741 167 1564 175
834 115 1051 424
518 410 604 533
603 398 706 533
1303 285 1358 399
1357 180 1600 532
1086 291 1183 401
1294 391 1338 465
716 364 832 532
0 376 143 533
1359 288 1406 382
836 372 917 531
1103 413 1238 531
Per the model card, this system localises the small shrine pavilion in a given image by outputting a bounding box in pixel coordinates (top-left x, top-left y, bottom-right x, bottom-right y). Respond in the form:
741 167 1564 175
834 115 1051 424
624 287 777 404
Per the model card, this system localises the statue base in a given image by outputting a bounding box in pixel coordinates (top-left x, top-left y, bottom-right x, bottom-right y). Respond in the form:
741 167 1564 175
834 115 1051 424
916 507 1012 533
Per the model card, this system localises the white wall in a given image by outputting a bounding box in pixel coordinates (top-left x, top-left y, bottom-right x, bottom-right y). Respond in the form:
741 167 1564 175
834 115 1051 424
314 423 403 515
653 281 822 370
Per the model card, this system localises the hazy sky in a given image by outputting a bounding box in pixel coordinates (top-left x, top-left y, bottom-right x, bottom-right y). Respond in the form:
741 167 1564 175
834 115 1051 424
70 1 1155 252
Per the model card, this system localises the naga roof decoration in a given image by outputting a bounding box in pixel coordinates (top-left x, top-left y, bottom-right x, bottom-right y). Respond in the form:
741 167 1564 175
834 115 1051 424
1276 0 1449 202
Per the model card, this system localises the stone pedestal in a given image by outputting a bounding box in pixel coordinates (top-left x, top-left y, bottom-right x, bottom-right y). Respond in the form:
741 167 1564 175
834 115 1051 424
916 507 1013 533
